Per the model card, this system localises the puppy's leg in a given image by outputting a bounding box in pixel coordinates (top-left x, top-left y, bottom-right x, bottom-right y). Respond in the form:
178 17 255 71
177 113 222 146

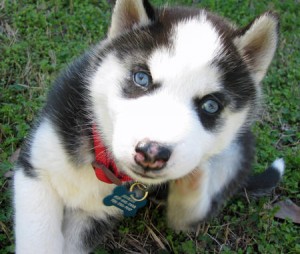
63 209 118 254
167 169 211 231
14 169 64 254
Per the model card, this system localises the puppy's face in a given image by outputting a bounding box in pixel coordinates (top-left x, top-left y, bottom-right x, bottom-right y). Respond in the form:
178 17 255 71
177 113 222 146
89 3 278 184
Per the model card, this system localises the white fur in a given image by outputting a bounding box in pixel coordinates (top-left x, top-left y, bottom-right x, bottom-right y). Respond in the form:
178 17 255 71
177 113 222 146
30 119 117 214
14 119 121 253
111 93 208 183
15 3 280 252
89 17 249 185
14 169 64 254
150 15 222 96
167 141 243 230
93 17 252 229
272 158 285 176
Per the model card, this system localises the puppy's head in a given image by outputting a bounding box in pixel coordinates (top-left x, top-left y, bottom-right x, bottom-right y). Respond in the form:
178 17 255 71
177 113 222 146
89 0 279 184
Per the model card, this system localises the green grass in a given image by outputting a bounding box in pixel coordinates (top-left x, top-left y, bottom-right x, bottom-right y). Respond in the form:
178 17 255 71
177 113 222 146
1 0 299 253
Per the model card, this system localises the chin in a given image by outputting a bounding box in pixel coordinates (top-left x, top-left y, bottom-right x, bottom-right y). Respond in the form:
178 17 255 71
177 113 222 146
123 167 170 185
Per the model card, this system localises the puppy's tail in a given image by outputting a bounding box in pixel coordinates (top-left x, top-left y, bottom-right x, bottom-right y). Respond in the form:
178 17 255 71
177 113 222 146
244 158 285 197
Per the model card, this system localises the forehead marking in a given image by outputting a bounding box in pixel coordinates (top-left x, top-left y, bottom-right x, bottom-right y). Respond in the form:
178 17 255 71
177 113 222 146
172 15 222 68
149 15 223 96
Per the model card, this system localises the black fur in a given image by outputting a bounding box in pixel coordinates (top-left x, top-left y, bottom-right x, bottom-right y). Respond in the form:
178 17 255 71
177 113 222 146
43 53 95 164
17 143 37 178
16 122 42 178
245 164 282 196
82 216 119 251
143 0 156 22
215 54 257 111
149 183 169 203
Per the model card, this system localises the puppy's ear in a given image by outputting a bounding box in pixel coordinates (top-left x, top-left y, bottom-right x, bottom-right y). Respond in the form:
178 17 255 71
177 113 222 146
108 0 155 39
234 12 279 84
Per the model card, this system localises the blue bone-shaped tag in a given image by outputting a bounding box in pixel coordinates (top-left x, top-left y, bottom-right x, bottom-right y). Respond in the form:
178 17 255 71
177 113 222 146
103 185 147 217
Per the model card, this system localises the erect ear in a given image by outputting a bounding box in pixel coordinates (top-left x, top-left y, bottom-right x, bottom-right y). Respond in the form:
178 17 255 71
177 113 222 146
108 0 155 39
234 12 279 84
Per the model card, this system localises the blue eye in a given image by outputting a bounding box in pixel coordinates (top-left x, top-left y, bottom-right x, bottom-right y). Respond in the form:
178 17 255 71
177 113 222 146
202 99 220 114
133 72 150 88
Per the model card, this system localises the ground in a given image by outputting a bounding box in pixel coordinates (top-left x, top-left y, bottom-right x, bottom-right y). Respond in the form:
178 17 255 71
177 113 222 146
0 0 299 253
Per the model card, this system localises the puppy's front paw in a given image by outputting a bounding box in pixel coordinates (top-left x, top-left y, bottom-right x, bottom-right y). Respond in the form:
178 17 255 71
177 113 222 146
167 169 206 231
173 169 203 195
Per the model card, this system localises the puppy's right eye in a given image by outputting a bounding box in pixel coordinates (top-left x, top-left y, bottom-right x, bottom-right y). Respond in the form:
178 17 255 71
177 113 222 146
133 72 150 88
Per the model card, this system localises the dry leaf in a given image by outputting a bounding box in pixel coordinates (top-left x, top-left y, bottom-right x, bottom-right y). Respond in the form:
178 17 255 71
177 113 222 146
273 199 300 224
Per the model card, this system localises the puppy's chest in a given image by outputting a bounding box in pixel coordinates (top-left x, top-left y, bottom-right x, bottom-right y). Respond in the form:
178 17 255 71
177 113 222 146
30 120 117 215
49 163 118 215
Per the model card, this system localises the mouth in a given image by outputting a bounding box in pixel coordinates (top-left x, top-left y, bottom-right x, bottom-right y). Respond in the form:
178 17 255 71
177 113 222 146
130 168 166 181
132 170 156 179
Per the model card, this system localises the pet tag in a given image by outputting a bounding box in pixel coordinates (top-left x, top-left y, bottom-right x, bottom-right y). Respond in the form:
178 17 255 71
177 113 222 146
103 183 148 217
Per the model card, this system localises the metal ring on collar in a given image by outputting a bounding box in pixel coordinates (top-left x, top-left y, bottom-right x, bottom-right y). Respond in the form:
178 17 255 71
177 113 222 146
129 182 149 202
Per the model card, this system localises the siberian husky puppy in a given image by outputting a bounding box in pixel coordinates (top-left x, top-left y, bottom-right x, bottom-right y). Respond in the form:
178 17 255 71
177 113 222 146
14 0 284 253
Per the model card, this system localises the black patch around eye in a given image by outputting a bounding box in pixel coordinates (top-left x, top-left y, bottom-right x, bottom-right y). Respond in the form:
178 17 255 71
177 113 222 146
193 92 227 131
121 66 161 99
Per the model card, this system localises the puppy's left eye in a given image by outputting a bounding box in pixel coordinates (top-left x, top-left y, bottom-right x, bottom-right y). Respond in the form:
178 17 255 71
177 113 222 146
201 99 220 114
133 72 150 88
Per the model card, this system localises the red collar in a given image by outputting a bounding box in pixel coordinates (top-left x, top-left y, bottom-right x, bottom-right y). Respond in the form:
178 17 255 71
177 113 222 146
92 125 132 184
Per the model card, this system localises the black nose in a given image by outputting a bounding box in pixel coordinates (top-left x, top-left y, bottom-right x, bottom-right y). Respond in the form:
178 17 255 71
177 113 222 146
134 140 171 170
